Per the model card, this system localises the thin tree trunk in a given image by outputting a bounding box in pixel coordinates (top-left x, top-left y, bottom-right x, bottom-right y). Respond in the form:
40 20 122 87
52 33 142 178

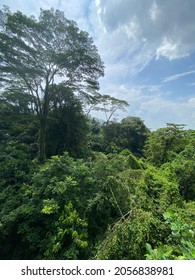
38 84 50 163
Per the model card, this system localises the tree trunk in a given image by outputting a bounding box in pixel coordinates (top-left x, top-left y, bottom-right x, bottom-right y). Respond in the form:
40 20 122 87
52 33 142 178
38 85 49 163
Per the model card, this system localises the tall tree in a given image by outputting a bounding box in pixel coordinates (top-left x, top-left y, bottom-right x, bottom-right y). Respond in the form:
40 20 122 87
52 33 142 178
144 123 187 166
0 7 104 162
85 93 129 124
103 116 150 155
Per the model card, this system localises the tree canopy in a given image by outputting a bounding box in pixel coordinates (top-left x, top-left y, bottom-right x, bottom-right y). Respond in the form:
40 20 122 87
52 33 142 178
0 6 104 161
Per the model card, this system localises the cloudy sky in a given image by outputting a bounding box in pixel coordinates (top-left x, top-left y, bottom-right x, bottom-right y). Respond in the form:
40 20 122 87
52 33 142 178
1 0 195 130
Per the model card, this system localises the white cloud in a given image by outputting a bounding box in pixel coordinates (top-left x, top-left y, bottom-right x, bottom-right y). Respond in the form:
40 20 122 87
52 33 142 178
162 70 195 83
131 90 195 130
139 96 195 130
149 1 160 21
0 0 40 15
96 0 195 61
156 37 181 60
188 97 195 107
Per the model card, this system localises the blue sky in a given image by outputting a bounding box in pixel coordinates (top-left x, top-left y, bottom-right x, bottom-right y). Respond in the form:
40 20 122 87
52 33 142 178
1 0 195 130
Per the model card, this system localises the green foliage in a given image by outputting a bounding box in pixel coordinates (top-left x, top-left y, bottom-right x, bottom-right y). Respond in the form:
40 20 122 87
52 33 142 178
0 140 35 259
103 117 150 155
144 165 183 213
1 142 188 260
146 209 195 260
161 142 195 201
144 123 187 166
45 84 89 158
0 90 38 157
87 118 105 152
88 151 182 259
96 209 160 260
0 153 91 259
42 203 88 259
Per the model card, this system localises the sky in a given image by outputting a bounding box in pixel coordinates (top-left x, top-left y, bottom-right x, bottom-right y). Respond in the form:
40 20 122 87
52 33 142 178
1 0 195 130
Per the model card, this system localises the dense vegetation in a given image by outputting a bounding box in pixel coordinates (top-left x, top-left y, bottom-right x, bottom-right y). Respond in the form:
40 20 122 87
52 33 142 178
0 7 194 260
